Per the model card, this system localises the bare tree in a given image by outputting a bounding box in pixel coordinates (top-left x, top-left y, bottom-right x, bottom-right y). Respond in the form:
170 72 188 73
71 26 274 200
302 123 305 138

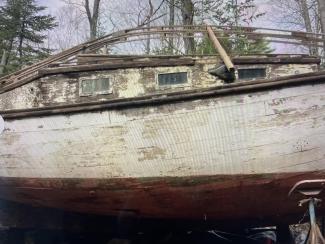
318 0 325 32
168 0 175 53
269 0 322 55
50 4 89 51
299 0 318 55
62 0 102 40
318 0 325 58
85 0 101 40
180 0 195 54
146 0 154 54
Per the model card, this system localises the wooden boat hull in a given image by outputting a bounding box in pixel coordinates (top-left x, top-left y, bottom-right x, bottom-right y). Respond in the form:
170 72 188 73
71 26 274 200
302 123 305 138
1 79 325 222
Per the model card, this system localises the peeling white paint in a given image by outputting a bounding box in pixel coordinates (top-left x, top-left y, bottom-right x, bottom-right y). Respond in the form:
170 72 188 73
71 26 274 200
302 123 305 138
0 58 318 111
117 69 144 98
0 115 4 135
1 83 325 179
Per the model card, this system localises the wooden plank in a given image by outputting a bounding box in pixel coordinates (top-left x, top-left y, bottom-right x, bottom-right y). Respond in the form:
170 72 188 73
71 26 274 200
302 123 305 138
77 55 320 66
77 55 196 63
233 56 321 64
39 59 196 76
0 73 42 94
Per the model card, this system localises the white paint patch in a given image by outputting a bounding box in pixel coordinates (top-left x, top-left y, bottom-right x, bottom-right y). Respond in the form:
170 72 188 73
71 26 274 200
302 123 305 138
1 83 325 179
117 69 144 98
0 115 3 135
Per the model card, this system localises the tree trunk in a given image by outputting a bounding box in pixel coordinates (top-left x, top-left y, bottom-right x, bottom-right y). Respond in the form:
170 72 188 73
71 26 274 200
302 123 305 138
318 0 325 59
3 39 14 73
145 0 154 54
168 0 175 53
299 0 318 55
180 0 195 54
18 21 26 65
0 50 7 75
85 0 101 40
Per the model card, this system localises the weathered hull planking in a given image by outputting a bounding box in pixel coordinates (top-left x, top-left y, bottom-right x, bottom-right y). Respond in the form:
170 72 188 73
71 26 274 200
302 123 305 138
1 80 325 222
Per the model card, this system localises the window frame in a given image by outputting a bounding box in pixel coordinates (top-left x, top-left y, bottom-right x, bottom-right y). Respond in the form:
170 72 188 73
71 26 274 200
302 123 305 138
157 72 188 86
237 66 267 80
79 75 113 97
156 68 192 89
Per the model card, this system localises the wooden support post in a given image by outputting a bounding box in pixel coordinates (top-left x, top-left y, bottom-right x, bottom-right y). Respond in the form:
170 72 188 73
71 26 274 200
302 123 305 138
206 25 234 72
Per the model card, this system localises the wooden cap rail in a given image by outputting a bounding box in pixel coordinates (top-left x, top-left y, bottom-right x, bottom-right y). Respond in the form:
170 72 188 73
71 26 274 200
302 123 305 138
39 58 195 76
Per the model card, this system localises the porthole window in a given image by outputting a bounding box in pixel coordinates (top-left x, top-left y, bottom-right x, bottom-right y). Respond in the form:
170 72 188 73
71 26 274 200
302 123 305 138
158 72 188 86
79 77 111 96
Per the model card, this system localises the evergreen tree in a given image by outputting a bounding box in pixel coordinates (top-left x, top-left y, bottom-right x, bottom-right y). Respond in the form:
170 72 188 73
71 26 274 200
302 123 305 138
0 0 57 74
196 33 273 55
196 0 273 55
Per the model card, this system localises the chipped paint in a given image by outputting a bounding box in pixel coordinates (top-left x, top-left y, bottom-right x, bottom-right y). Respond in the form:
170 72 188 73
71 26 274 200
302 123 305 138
1 82 325 178
138 146 167 162
0 57 324 221
0 83 40 110
0 57 319 111
116 69 145 98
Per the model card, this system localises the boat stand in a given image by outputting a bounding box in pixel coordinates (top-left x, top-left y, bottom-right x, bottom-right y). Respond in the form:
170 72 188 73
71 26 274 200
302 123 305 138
289 180 325 244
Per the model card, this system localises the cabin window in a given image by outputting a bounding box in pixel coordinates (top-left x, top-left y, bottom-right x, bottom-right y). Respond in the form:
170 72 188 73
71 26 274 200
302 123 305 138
80 77 111 96
158 72 188 86
238 68 266 80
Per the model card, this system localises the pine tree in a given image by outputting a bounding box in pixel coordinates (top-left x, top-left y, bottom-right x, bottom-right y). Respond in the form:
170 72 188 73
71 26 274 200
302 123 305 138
196 0 272 55
0 0 57 74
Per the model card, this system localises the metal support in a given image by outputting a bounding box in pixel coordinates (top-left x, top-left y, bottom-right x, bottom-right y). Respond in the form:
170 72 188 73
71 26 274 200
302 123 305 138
309 198 317 226
289 179 325 244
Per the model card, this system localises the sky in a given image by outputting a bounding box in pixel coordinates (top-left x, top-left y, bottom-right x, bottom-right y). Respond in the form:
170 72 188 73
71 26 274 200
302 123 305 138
35 0 300 54
37 0 274 28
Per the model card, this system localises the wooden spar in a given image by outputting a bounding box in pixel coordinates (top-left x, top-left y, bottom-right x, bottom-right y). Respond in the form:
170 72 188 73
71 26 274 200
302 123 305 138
206 26 234 72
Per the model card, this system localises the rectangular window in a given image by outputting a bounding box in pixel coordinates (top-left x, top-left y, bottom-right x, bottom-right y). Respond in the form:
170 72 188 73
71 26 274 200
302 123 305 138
238 68 266 80
80 77 111 96
158 72 188 86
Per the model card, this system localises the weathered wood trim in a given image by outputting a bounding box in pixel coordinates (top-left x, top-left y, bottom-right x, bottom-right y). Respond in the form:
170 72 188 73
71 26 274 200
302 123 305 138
76 54 320 65
233 56 321 65
0 72 42 94
2 71 325 119
39 59 196 76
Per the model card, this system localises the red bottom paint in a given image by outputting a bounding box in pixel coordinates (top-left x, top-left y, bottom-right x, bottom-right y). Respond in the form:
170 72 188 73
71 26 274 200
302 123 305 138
0 172 324 225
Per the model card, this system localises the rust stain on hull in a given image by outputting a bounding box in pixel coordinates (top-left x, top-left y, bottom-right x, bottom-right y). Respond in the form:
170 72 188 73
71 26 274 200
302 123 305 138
0 172 324 224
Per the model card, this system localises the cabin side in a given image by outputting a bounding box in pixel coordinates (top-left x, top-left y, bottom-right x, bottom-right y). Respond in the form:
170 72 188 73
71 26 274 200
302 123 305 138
0 55 320 111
